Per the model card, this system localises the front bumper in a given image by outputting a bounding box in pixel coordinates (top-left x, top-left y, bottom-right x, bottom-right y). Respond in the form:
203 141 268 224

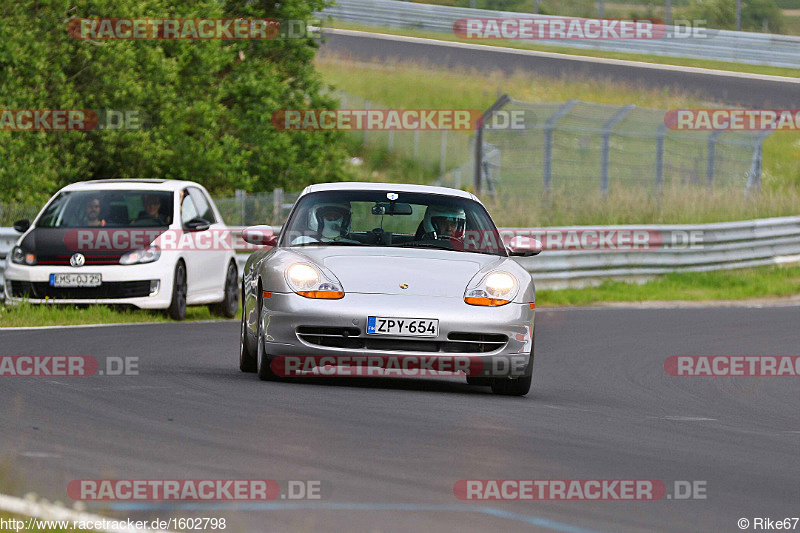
3 261 174 309
258 291 534 375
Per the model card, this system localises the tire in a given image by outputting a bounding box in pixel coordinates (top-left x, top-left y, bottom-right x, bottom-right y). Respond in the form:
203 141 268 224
490 351 534 397
239 290 257 373
167 261 187 321
255 290 279 381
211 261 239 318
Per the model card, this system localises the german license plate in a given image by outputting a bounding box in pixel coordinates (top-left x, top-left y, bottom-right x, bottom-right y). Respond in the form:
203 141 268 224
367 316 438 337
50 273 102 287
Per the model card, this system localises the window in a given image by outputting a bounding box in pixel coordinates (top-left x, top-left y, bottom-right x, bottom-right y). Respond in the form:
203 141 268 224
188 188 216 224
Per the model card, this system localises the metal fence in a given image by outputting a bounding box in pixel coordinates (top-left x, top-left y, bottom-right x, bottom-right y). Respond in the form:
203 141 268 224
319 0 800 68
336 91 473 177
438 96 771 197
213 189 299 227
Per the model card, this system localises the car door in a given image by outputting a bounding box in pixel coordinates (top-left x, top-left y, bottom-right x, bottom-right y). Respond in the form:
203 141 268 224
185 187 227 297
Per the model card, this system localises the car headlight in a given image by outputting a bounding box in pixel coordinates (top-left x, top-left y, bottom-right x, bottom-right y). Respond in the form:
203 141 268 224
285 263 344 299
119 246 161 265
464 271 518 306
11 246 36 266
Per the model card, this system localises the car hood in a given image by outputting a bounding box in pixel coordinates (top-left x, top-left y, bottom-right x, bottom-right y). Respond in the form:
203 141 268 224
293 247 507 297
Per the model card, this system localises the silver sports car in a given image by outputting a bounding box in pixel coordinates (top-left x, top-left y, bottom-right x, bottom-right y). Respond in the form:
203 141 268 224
238 182 541 396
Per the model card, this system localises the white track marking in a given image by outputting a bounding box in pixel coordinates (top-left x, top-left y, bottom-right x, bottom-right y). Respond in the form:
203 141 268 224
0 492 174 533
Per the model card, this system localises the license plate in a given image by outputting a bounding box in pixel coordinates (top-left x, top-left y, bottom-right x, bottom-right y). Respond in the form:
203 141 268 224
49 273 102 288
367 316 438 337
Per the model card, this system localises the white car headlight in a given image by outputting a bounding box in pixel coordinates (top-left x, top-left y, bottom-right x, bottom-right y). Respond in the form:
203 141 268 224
119 246 161 265
465 271 518 306
11 246 36 266
285 263 344 299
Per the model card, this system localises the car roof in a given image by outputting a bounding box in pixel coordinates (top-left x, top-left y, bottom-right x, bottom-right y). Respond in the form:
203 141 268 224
59 179 201 192
300 182 481 203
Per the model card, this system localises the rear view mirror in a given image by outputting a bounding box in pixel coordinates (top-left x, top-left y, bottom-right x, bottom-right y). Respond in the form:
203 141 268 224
372 202 413 215
506 235 542 257
242 225 277 246
13 219 31 233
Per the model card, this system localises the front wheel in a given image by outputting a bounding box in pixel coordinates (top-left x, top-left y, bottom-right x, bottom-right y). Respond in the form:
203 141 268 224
490 352 534 396
211 261 239 318
239 294 257 373
167 261 187 321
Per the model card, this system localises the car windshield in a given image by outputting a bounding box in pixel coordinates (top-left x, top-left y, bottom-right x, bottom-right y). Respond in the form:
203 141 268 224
36 190 174 228
280 190 506 256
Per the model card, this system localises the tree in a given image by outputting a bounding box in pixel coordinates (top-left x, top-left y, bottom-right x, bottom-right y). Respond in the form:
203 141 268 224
0 0 348 204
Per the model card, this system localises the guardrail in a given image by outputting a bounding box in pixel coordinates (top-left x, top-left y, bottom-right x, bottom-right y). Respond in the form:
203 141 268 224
319 0 800 68
3 216 800 296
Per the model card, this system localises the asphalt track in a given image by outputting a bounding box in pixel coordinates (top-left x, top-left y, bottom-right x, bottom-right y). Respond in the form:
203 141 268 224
320 29 800 108
0 305 798 532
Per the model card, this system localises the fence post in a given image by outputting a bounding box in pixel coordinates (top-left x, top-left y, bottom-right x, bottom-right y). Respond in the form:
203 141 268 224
542 100 579 202
454 168 461 189
706 130 722 189
475 94 512 195
413 129 420 159
440 129 447 176
600 105 634 196
655 124 666 194
235 189 246 226
746 129 773 192
388 128 394 151
273 188 283 223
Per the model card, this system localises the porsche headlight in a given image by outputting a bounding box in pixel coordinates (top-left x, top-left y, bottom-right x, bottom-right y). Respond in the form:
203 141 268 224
11 247 36 266
285 263 344 299
465 271 518 306
119 246 161 265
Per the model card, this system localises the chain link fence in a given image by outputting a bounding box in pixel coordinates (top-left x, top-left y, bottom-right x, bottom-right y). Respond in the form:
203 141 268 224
437 97 772 199
335 91 473 178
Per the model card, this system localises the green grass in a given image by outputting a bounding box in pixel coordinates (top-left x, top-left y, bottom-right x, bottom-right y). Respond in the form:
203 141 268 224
326 20 800 78
536 264 800 306
0 302 238 328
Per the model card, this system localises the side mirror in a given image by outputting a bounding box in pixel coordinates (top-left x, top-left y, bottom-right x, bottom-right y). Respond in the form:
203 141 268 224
506 235 542 257
13 219 31 233
242 225 277 246
185 217 211 232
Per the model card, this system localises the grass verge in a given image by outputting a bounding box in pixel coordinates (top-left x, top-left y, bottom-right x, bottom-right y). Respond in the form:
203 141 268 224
536 263 800 306
325 20 800 79
0 302 239 328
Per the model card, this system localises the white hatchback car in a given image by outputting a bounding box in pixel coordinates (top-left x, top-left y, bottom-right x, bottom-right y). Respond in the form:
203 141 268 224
3 179 239 320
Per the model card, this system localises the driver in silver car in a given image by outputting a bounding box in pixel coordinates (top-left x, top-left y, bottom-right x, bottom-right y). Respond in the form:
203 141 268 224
291 202 358 244
420 205 466 240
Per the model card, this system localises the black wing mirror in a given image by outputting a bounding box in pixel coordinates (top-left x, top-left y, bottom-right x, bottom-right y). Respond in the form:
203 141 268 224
185 217 211 232
13 219 31 233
